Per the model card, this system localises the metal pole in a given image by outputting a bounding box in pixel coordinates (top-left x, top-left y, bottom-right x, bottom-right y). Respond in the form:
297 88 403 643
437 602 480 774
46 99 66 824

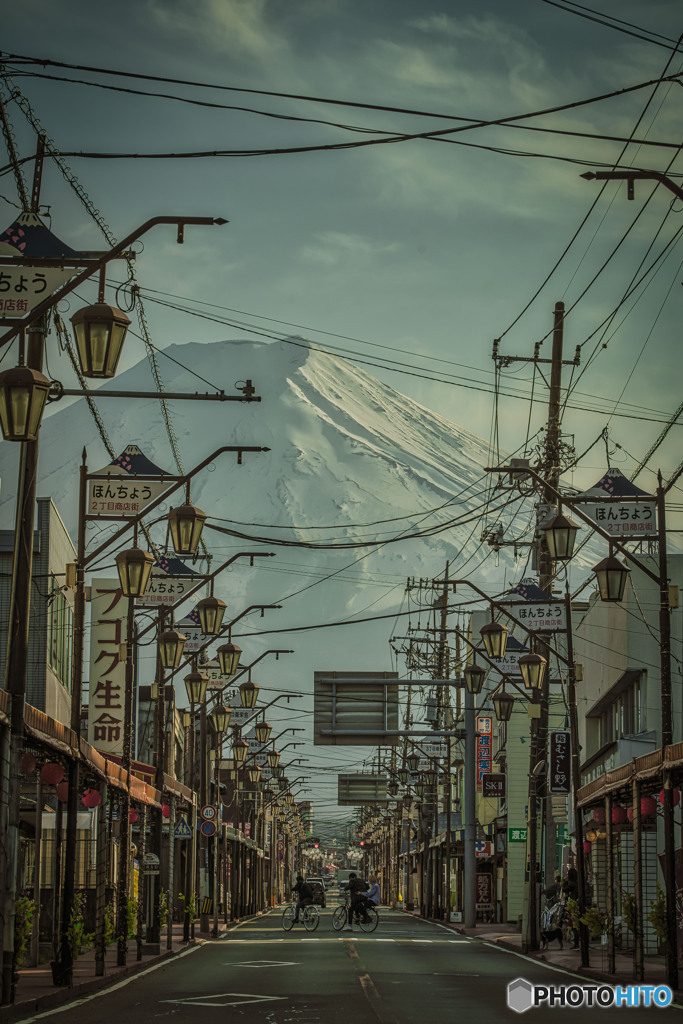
30 774 42 967
464 689 476 929
116 590 136 966
167 794 175 951
94 781 108 976
656 477 678 990
1 321 45 1004
564 589 589 967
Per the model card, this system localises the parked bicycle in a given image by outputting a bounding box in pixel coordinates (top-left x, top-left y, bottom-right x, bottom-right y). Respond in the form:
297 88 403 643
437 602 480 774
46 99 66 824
332 891 378 933
282 897 320 931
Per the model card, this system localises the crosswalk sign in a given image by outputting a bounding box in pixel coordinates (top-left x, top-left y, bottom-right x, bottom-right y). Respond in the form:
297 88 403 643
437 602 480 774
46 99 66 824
174 816 192 840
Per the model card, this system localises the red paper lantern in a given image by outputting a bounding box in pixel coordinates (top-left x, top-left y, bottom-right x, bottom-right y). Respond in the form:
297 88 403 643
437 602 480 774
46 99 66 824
658 789 680 807
56 781 69 802
641 795 657 818
81 789 101 809
627 806 634 822
162 804 170 819
592 807 606 825
40 762 64 786
611 805 627 825
21 753 36 776
583 841 592 854
129 809 139 824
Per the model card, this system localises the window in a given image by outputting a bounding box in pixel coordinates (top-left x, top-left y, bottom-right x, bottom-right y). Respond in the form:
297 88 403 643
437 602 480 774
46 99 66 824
48 589 73 691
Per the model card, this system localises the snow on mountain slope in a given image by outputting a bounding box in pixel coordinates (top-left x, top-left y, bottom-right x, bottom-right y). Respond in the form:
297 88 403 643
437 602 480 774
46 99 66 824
0 337 561 814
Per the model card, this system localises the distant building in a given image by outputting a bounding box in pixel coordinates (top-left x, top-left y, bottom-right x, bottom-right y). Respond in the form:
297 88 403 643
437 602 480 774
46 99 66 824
0 497 75 723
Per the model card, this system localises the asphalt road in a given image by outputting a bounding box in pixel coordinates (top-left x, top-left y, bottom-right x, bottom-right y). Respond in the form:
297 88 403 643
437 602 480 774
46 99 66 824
21 902 679 1023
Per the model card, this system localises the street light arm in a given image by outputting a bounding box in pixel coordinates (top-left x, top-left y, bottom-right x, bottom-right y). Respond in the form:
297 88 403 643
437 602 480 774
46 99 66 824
0 215 228 349
431 577 572 668
167 609 284 685
136 552 276 643
485 463 661 585
235 692 303 731
581 170 683 203
84 448 269 568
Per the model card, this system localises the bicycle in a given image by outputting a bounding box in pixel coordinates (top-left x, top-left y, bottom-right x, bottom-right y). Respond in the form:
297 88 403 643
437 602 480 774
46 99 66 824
332 892 378 933
282 898 320 932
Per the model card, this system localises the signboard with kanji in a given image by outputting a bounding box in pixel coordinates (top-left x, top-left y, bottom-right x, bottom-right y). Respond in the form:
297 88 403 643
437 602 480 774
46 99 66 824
475 872 493 907
578 501 656 537
0 265 77 316
502 578 566 631
138 573 196 607
549 730 571 793
482 773 506 799
508 827 528 843
176 615 205 654
87 578 129 755
476 716 493 790
87 445 174 517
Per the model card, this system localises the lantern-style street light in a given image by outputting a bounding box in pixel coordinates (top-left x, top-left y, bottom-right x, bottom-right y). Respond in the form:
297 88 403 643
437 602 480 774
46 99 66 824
115 547 155 597
519 652 547 692
255 721 271 744
239 677 259 709
543 510 579 561
184 670 208 706
217 640 242 676
592 556 631 603
480 620 508 660
247 764 262 785
158 629 187 670
197 594 227 635
492 689 515 723
398 768 410 785
70 302 131 378
423 768 437 786
211 704 232 733
167 501 207 556
407 752 420 773
464 661 486 695
0 364 52 441
233 738 249 764
267 749 280 769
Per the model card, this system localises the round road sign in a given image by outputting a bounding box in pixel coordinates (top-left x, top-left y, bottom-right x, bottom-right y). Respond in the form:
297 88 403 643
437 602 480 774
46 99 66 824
200 819 217 837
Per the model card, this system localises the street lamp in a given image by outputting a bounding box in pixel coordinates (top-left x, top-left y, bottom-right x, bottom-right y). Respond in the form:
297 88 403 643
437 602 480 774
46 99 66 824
233 738 249 764
196 594 227 635
115 546 155 597
492 689 515 723
464 661 486 695
217 640 241 676
592 556 631 603
247 764 262 785
184 670 208 706
211 703 232 733
167 501 207 556
70 302 131 378
158 629 187 670
255 721 272 744
0 363 52 441
398 768 410 785
519 652 547 692
267 750 280 769
423 768 437 786
480 620 508 660
407 752 420 773
543 511 579 561
239 677 259 709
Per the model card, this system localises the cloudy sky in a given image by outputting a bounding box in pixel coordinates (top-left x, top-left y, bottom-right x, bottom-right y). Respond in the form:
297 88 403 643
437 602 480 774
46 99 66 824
2 0 682 492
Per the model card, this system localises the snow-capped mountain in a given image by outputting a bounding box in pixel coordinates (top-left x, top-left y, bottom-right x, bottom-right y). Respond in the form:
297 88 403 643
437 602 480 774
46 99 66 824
0 337 574 815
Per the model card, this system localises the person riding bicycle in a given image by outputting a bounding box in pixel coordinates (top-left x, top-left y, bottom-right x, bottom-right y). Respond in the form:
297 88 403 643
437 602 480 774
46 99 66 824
292 874 314 923
364 873 380 909
345 872 370 930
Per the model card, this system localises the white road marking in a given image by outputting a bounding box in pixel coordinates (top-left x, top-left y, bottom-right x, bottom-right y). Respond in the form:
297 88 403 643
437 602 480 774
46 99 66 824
161 992 286 1008
227 960 300 968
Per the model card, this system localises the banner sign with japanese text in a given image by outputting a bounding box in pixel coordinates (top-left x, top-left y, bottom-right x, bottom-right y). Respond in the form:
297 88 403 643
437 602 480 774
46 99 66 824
549 730 571 793
475 872 494 908
577 501 656 538
88 577 129 755
476 716 493 790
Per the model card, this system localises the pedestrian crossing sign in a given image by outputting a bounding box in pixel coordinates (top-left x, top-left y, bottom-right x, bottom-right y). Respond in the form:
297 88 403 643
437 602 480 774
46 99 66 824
174 816 193 839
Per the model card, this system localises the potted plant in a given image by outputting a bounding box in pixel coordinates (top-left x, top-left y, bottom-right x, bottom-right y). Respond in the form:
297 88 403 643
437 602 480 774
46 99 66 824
579 905 611 941
12 896 35 999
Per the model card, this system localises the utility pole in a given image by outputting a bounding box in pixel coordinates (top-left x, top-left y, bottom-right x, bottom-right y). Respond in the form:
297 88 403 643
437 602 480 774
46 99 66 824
493 302 579 952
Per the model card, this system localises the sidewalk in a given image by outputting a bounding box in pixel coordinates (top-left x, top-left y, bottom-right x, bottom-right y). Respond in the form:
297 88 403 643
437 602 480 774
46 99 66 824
0 916 260 1024
450 920 682 1000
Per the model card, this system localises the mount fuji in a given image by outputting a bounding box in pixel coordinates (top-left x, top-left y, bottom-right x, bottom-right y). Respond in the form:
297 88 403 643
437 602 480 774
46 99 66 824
0 337 560 818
